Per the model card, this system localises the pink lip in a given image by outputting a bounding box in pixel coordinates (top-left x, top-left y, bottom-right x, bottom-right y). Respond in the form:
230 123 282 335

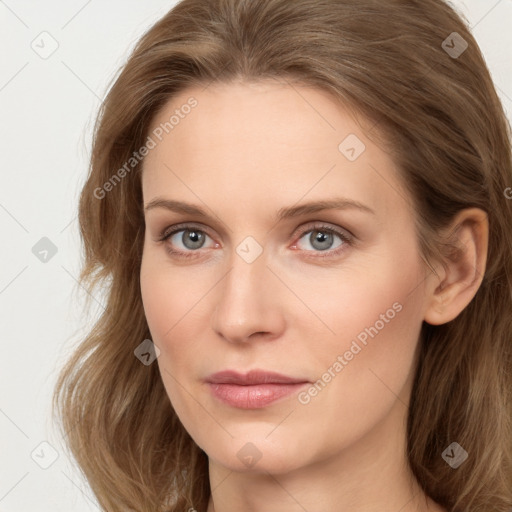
205 370 309 409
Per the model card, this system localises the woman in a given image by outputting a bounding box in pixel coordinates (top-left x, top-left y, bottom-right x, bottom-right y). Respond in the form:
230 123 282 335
53 0 512 511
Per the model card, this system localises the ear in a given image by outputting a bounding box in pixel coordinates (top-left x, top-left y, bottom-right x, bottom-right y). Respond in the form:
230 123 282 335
423 208 489 325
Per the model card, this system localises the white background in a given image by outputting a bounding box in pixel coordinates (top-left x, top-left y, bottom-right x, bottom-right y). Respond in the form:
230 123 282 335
0 1 511 510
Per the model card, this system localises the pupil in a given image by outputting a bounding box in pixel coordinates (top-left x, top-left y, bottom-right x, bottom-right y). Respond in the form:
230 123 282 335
184 230 203 249
313 230 332 251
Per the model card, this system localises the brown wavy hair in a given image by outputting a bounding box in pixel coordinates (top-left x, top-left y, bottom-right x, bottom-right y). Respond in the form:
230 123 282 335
53 0 512 510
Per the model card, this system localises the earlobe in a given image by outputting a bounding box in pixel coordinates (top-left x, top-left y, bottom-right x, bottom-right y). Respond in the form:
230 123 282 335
423 208 489 326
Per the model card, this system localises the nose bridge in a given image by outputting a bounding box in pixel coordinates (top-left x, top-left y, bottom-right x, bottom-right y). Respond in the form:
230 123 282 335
212 244 283 342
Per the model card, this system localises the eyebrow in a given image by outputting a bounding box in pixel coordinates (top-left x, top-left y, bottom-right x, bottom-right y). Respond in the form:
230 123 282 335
144 197 375 221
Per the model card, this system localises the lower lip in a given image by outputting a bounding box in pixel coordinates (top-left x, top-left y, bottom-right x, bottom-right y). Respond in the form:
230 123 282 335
207 382 309 409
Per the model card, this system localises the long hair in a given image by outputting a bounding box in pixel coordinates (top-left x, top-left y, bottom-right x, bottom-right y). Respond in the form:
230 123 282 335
53 0 512 510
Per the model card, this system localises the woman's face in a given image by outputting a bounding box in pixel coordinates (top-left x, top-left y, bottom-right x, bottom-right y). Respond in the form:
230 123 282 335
140 80 432 474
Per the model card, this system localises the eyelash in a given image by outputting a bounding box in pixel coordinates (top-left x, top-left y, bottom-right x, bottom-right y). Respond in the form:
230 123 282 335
156 222 354 260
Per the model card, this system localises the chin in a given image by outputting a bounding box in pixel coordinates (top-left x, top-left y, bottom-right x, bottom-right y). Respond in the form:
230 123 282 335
200 429 313 475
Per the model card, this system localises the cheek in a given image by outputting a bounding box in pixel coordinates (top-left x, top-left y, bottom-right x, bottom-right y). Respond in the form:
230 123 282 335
290 274 424 458
300 247 426 416
301 236 424 373
140 250 201 336
140 270 172 342
304 266 423 355
140 257 205 422
140 252 211 375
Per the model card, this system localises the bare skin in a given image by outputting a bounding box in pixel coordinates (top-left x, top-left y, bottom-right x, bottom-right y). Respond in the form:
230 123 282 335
140 79 488 512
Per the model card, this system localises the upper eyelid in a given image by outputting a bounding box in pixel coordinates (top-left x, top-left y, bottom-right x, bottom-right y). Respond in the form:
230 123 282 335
159 221 352 243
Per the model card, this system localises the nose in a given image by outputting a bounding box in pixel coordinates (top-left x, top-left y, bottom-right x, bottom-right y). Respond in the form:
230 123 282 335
211 249 286 344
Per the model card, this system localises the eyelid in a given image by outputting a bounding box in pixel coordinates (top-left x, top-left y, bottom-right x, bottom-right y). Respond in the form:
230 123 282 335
157 220 353 241
156 220 354 259
157 222 215 241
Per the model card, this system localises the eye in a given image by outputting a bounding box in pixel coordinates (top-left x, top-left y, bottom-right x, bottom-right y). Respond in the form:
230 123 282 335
157 224 217 259
156 222 354 260
291 223 353 259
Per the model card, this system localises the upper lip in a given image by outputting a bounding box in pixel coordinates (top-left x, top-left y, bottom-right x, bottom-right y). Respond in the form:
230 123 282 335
205 369 309 385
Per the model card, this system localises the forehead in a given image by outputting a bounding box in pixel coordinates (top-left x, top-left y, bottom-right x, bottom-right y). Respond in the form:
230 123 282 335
146 80 364 158
142 80 410 223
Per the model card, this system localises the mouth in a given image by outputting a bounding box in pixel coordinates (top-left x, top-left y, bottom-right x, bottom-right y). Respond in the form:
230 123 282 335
204 369 310 409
